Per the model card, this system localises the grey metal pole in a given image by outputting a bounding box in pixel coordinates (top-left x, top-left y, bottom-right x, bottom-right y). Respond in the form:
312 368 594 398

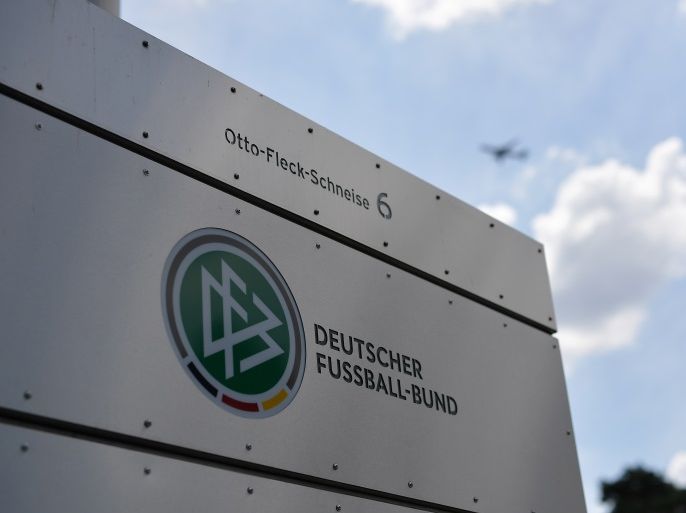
88 0 120 17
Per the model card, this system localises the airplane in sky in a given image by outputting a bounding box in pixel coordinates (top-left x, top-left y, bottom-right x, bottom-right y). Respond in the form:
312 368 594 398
480 139 529 163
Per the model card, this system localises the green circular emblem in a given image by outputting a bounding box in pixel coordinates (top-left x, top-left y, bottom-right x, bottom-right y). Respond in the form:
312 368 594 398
162 228 305 418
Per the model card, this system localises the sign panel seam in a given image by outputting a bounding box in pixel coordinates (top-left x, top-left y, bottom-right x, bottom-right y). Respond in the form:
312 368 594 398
0 82 555 335
0 408 475 513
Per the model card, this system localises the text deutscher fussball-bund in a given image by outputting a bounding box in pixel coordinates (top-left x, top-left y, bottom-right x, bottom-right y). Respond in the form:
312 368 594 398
313 323 458 416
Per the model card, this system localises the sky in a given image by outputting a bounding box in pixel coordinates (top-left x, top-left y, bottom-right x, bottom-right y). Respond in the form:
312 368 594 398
121 1 686 511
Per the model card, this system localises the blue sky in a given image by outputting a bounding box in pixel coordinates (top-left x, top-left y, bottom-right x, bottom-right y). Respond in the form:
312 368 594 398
121 1 686 511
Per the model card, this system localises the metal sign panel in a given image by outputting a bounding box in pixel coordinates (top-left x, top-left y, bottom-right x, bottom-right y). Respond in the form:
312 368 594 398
0 95 584 513
0 0 556 330
0 423 421 513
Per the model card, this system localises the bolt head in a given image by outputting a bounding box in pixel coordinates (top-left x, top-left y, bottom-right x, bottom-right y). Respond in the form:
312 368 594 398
20 444 29 452
35 82 43 90
233 173 239 179
247 487 254 495
408 481 414 488
235 209 241 215
142 169 149 176
23 391 32 400
313 209 320 215
332 463 339 470
34 123 42 131
144 467 151 475
142 131 149 139
336 505 342 512
245 443 253 451
143 420 152 428
308 128 313 134
473 497 479 503
230 86 236 93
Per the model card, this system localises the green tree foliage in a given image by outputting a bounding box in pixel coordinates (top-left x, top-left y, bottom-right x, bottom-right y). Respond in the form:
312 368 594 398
602 466 686 513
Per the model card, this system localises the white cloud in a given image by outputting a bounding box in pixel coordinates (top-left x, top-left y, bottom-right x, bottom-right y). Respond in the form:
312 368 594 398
667 451 686 487
352 0 551 38
679 0 686 16
479 202 518 225
533 138 686 362
167 0 229 8
588 502 610 513
512 146 589 202
546 145 588 167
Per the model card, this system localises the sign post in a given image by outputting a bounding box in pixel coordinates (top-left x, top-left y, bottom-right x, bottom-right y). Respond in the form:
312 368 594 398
0 1 586 512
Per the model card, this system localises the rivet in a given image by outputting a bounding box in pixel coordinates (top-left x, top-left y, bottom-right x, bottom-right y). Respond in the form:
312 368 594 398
336 505 342 512
386 273 391 279
142 40 149 48
489 223 495 228
23 391 32 400
142 131 149 139
245 443 253 451
553 344 558 349
234 173 239 179
143 420 152 428
20 444 29 453
503 323 508 327
383 241 388 247
230 86 236 93
34 123 42 131
235 209 241 215
449 300 453 305
499 294 504 299
566 430 571 436
375 163 380 169
473 497 479 503
444 270 450 275
35 82 43 91
538 248 543 254
316 243 321 249
247 487 254 495
408 481 414 488
314 209 320 216
308 128 313 134
548 316 553 322
436 195 441 200
144 467 151 475
142 169 149 176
